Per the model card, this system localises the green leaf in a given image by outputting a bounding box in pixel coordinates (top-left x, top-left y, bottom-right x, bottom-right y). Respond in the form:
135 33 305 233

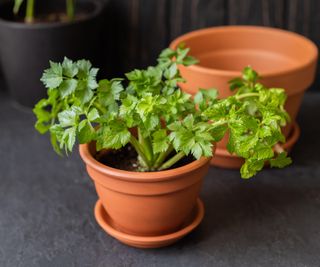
194 91 203 104
176 46 189 62
13 0 24 14
164 63 177 79
242 66 259 83
199 141 213 157
58 109 78 127
240 159 264 179
125 69 142 81
59 79 78 98
98 79 124 108
183 56 199 66
210 124 228 142
33 99 51 134
194 89 218 111
76 85 94 105
41 61 63 88
61 126 77 152
204 98 231 120
183 114 194 129
270 152 292 168
169 128 193 153
78 120 96 144
228 77 244 91
136 94 157 120
205 89 218 100
144 115 159 131
50 132 62 155
191 143 202 159
252 143 274 160
62 57 78 78
152 129 169 153
158 48 175 59
96 121 131 150
88 73 99 89
49 124 64 155
76 59 92 78
87 108 100 121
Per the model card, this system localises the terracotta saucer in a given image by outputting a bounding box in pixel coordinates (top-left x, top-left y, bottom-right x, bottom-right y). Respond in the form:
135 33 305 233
211 121 301 169
94 198 205 249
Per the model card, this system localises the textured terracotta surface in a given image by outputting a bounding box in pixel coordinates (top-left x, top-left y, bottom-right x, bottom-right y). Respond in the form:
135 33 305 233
170 26 318 168
79 143 210 238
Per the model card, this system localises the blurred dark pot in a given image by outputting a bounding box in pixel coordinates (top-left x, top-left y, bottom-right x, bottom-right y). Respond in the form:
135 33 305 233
0 0 103 107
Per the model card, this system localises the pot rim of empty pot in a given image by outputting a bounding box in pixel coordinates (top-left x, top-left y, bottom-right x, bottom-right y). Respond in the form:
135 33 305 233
170 25 318 78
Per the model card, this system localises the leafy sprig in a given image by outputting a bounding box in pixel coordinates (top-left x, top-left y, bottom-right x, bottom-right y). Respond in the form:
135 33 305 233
204 67 291 178
34 46 292 178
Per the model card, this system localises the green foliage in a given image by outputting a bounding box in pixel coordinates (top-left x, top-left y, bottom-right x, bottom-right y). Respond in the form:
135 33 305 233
13 0 24 15
204 67 291 178
270 152 292 168
34 47 292 178
168 115 214 159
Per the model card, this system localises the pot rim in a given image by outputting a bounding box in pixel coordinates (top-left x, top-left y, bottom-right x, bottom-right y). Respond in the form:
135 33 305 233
79 143 211 182
170 25 318 78
0 0 103 29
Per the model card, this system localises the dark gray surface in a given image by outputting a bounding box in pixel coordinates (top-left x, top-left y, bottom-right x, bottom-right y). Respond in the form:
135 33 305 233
0 92 319 267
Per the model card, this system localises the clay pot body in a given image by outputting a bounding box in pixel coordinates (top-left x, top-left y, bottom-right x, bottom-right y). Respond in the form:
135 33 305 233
170 26 318 168
79 142 210 236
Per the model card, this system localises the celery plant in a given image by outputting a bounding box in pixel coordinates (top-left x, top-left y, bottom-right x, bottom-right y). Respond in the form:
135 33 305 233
33 45 292 178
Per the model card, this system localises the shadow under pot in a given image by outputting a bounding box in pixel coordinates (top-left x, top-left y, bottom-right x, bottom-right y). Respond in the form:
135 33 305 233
79 142 210 248
0 0 103 107
170 26 318 169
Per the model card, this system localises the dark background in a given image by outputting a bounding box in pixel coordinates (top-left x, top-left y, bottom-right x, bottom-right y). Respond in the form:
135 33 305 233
0 0 320 90
1 2 320 266
99 0 320 91
0 0 319 91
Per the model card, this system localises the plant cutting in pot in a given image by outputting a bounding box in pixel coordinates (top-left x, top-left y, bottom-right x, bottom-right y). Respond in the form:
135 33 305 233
13 0 76 23
0 0 103 107
33 45 292 248
170 26 318 169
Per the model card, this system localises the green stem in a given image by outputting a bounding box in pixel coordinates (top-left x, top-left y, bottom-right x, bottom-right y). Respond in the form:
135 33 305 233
235 92 259 100
130 135 151 168
25 0 35 23
94 102 108 114
208 120 228 131
66 0 75 20
158 151 186 171
138 128 153 163
154 145 174 169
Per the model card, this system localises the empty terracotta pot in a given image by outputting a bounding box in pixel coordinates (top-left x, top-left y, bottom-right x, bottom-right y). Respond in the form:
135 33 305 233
170 26 318 168
79 142 210 238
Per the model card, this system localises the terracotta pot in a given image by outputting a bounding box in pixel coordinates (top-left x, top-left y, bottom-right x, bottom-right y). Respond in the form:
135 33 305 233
170 26 318 168
79 142 210 241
